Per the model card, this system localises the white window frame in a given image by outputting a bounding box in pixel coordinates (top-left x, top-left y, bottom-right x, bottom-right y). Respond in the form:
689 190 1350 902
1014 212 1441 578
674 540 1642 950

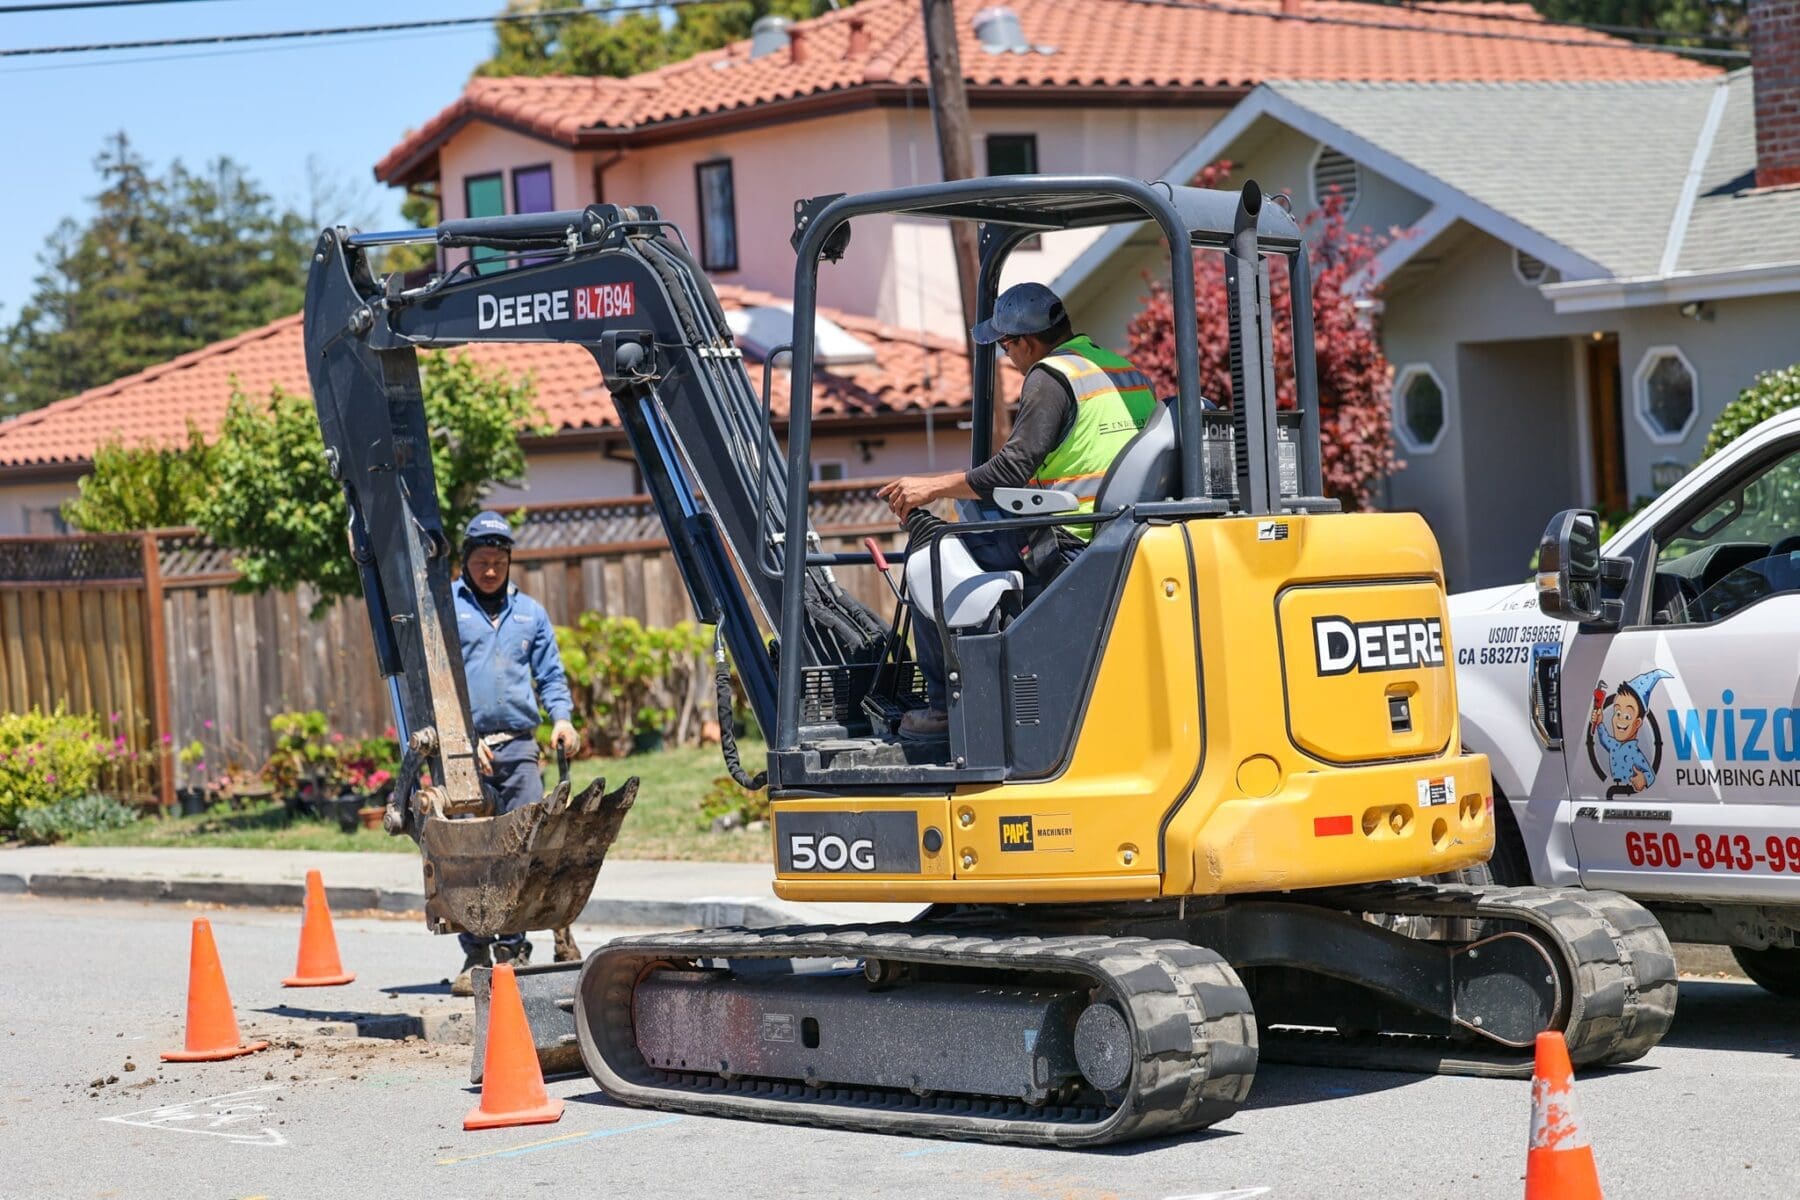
1393 363 1448 455
1632 344 1699 445
1308 142 1361 218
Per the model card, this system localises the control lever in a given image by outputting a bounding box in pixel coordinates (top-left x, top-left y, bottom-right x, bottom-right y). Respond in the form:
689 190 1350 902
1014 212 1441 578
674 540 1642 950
865 537 903 602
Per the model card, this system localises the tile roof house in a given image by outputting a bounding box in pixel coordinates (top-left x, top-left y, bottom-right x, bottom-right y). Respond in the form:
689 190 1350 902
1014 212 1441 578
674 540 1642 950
1054 29 1800 589
371 0 1713 339
0 286 975 533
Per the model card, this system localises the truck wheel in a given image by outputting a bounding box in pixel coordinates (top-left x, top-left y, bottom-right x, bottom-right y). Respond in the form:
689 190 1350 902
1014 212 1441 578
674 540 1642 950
1732 946 1800 998
1484 785 1533 887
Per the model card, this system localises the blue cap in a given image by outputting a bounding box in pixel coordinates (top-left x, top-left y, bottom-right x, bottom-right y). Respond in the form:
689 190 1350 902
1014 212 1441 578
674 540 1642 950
462 510 514 549
971 282 1067 346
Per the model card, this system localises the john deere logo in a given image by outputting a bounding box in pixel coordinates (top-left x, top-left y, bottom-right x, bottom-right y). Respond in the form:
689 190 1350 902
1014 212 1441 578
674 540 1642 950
999 816 1034 852
1586 670 1670 799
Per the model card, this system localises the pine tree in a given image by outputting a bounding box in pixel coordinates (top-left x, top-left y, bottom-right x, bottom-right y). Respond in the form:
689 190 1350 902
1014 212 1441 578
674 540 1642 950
0 133 309 418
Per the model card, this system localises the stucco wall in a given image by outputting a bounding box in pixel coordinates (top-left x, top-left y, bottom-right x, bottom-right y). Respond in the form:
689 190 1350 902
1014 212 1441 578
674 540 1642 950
0 478 80 534
439 122 593 223
1612 295 1800 500
425 101 1230 334
1381 230 1598 586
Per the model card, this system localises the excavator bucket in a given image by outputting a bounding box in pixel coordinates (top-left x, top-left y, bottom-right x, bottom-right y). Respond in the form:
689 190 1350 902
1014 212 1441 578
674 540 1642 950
416 776 637 937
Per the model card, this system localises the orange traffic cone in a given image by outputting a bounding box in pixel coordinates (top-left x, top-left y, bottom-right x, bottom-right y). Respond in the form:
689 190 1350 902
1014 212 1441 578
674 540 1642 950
1526 1031 1604 1200
283 869 355 987
464 962 564 1131
162 918 269 1062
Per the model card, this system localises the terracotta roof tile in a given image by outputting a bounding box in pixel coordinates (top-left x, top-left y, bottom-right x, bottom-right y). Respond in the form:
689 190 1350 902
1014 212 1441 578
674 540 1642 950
0 288 970 469
376 0 1716 180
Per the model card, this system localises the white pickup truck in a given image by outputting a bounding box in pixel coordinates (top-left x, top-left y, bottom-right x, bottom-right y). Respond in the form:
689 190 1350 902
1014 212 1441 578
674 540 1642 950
1452 408 1800 997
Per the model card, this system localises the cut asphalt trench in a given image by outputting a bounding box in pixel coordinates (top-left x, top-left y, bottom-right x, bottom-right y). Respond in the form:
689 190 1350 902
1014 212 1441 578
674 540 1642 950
5 893 1799 1200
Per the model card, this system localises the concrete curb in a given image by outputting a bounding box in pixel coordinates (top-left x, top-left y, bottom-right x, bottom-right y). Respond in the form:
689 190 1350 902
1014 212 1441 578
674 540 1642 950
6 869 803 931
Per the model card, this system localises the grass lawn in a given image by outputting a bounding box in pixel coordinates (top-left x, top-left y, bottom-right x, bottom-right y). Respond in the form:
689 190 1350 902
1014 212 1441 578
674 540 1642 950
62 739 772 862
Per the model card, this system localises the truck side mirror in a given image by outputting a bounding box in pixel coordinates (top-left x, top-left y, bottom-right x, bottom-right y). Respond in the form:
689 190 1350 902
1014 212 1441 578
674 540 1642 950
1536 509 1628 626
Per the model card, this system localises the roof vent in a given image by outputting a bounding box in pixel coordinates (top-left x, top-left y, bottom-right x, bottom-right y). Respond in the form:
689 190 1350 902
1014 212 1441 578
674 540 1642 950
726 305 877 367
973 5 1029 54
749 14 792 60
1310 145 1360 214
1513 248 1550 286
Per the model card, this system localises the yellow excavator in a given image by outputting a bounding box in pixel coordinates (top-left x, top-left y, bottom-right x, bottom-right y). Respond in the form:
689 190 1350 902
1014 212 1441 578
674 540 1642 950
304 175 1676 1145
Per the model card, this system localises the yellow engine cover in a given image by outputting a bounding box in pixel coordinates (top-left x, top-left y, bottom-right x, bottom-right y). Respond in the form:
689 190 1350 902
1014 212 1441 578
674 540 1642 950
772 512 1494 905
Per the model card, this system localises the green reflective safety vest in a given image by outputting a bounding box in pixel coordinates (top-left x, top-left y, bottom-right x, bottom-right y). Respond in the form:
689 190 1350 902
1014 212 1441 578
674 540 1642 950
1029 335 1159 539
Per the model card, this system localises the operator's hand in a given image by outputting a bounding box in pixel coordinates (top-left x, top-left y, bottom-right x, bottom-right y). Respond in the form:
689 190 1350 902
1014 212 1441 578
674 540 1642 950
551 719 580 756
1630 767 1647 793
877 476 938 520
476 739 494 775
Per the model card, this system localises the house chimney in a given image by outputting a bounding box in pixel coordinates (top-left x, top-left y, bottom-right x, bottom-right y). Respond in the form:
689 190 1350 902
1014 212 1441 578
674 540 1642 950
846 16 870 59
1751 0 1800 188
789 27 807 65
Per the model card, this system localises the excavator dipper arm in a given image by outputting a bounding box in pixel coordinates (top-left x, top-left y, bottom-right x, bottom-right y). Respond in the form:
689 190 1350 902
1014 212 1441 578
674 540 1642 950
302 206 882 935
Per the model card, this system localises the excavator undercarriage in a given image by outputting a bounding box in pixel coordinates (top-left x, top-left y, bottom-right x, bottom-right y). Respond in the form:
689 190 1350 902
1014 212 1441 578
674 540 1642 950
305 175 1677 1146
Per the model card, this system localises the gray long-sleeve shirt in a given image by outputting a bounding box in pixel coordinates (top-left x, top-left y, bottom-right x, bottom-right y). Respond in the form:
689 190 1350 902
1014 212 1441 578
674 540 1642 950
963 366 1077 498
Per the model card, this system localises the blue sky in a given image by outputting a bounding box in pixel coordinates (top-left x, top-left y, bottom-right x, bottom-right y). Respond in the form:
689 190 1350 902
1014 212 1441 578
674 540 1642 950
0 0 508 320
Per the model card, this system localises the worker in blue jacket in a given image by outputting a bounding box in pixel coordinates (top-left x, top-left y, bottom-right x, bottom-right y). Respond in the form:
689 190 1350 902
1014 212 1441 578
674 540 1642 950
450 510 583 995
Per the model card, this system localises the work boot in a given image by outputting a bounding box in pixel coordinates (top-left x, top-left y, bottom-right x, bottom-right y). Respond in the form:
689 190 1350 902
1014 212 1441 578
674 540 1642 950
493 940 533 969
553 927 582 963
898 707 949 740
451 947 492 997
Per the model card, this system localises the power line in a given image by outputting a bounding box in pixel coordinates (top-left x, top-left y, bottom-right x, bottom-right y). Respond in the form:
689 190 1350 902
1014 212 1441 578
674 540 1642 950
1128 0 1748 61
1394 1 1746 48
0 0 1747 64
0 0 684 57
0 0 234 12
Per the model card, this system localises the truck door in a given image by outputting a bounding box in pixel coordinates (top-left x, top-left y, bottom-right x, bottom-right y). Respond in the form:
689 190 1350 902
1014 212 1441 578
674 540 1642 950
1559 440 1800 900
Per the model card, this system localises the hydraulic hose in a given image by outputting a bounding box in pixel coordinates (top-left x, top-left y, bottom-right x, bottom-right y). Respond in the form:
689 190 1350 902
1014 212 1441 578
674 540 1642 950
713 625 768 792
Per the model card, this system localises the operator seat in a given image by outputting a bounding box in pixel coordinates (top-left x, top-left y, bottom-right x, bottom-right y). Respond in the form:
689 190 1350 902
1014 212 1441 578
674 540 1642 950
905 401 1179 629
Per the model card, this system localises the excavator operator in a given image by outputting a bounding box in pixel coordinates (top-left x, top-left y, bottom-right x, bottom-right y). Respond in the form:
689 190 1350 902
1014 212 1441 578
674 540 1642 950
876 282 1157 740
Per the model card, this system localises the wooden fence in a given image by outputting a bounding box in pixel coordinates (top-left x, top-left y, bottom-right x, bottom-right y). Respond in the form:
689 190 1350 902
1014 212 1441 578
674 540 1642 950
0 485 901 804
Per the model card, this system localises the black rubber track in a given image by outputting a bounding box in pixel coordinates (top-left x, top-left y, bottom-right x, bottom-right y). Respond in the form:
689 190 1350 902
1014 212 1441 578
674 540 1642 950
1262 882 1679 1078
575 926 1258 1147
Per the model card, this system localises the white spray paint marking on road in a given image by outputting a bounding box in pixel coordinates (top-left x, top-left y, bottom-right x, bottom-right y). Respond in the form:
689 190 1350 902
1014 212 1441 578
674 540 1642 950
1162 1190 1271 1200
101 1079 336 1146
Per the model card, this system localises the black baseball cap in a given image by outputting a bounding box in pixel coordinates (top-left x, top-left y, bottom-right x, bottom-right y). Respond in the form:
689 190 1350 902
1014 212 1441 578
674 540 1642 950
971 282 1067 345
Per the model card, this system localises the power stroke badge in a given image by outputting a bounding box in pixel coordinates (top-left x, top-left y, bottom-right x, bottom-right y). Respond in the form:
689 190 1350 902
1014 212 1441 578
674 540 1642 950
776 811 921 873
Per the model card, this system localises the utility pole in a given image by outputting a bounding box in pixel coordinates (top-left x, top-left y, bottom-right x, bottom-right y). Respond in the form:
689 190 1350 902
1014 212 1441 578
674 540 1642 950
920 0 1009 441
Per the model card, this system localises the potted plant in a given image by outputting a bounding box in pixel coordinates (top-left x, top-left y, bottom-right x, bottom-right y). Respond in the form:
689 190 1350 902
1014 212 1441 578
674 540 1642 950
630 704 673 755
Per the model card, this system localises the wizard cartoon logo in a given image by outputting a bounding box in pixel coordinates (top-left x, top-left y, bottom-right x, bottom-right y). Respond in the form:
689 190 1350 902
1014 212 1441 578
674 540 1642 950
1586 669 1673 799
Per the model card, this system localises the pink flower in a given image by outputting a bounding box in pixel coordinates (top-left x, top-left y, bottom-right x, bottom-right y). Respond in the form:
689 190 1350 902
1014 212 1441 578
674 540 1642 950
108 711 121 724
44 772 55 784
203 719 214 730
330 732 344 744
114 734 127 747
384 726 397 740
369 769 392 788
161 733 173 744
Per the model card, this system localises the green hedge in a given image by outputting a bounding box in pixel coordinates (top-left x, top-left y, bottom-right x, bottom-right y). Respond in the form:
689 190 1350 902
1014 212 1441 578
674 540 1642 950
0 708 114 831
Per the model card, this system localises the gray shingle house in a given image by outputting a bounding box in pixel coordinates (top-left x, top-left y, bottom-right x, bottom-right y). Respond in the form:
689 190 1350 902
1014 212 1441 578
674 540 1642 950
1058 48 1800 589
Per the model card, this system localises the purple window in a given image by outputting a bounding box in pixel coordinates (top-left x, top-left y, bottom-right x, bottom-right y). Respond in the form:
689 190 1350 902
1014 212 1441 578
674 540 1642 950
512 165 554 214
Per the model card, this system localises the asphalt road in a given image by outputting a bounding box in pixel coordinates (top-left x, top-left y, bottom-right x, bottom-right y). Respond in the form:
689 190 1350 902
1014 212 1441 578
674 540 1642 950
4 894 1797 1200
